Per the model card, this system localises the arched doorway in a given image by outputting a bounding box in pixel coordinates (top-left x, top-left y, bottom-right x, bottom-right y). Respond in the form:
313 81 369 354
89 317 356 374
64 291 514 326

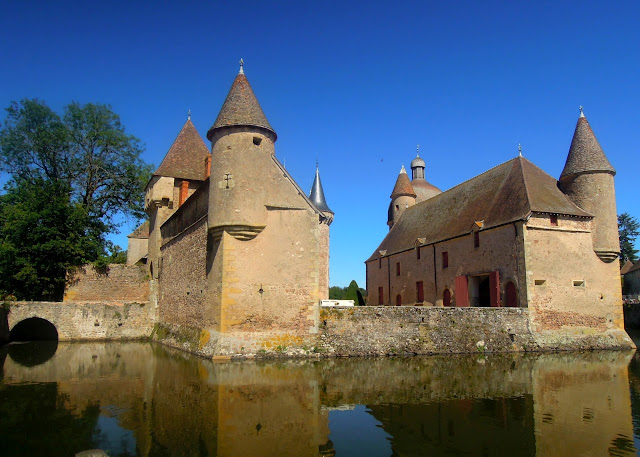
395 294 402 306
443 289 451 307
505 282 518 307
10 317 58 342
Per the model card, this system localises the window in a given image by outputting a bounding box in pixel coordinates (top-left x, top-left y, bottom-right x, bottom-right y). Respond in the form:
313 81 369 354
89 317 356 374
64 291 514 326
379 257 382 269
534 279 546 286
416 246 421 260
396 262 401 276
474 231 480 248
550 214 558 226
253 136 262 145
442 251 449 268
396 294 402 306
378 287 384 305
573 280 585 287
416 281 424 303
443 289 451 307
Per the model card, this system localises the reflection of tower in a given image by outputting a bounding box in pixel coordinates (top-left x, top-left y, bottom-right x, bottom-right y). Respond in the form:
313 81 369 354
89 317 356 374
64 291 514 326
388 165 416 230
558 108 619 262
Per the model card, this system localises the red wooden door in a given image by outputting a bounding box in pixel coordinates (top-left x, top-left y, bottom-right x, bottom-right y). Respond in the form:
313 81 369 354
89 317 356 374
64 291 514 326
455 276 469 307
489 271 500 307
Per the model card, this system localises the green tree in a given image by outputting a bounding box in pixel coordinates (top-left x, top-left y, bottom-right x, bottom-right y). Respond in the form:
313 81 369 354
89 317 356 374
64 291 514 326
619 213 639 263
0 179 105 300
0 99 152 299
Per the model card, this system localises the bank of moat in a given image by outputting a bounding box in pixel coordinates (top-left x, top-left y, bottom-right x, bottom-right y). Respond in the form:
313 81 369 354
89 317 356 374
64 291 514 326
3 63 632 356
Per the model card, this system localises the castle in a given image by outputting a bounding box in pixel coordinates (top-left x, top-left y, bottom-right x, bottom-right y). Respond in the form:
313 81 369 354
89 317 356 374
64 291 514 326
366 108 628 345
104 66 632 356
127 62 333 354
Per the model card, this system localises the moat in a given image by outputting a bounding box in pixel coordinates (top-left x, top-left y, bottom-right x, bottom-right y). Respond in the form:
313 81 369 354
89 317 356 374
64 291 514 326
2 340 640 457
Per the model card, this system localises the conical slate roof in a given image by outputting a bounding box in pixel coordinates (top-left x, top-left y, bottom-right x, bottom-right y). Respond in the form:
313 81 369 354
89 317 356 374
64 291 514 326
154 119 211 181
207 71 276 141
391 165 416 199
560 113 615 179
309 165 332 213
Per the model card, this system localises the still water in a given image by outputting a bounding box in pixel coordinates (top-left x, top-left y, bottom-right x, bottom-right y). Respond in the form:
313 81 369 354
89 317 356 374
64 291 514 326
1 340 640 457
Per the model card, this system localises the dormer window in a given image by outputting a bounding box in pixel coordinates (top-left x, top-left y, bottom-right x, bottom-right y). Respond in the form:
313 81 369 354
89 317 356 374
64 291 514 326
550 214 558 226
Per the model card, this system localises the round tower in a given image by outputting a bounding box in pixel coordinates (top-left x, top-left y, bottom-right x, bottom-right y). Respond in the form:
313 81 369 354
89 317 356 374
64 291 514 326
410 147 442 203
558 108 619 262
388 165 416 230
207 60 277 241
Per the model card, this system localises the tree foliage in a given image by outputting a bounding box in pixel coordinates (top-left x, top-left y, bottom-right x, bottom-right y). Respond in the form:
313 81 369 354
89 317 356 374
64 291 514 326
329 280 367 305
0 99 151 300
619 213 639 263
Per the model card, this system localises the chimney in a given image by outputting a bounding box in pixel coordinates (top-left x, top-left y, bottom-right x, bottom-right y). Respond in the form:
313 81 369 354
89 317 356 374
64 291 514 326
205 155 211 179
179 180 189 207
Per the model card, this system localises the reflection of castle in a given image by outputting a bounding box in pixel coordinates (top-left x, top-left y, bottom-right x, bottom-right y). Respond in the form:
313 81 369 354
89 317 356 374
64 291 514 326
1 345 635 457
367 111 628 342
128 62 333 354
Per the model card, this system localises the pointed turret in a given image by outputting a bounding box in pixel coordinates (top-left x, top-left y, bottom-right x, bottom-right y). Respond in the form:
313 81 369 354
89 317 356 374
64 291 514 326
154 118 211 181
560 108 615 179
388 165 416 230
309 164 333 214
207 62 276 142
410 147 442 202
559 108 619 262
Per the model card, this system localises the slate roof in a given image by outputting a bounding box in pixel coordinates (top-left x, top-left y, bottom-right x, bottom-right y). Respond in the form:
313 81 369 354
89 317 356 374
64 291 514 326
412 179 442 202
309 165 332 213
127 220 150 239
391 166 416 198
621 259 634 275
627 261 640 275
207 72 276 141
368 156 592 261
560 114 615 179
154 119 210 181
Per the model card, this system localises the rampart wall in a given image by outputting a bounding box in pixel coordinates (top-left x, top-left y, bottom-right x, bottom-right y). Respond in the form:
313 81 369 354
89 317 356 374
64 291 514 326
64 264 150 303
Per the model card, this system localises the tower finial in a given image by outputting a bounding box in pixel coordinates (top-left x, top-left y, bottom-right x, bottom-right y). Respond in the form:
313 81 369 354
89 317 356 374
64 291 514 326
518 143 522 157
239 58 244 74
188 109 191 120
579 105 585 118
416 144 420 157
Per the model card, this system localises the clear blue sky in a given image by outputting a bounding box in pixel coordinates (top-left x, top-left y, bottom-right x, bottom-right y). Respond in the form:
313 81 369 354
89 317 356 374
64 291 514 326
1 1 639 287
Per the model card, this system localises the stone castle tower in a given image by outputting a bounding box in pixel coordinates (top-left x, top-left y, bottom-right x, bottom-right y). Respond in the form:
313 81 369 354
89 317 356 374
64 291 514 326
201 62 333 346
559 109 620 263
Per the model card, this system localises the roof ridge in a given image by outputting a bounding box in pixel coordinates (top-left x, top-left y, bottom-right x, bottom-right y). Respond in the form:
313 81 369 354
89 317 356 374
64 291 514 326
270 155 323 216
518 157 534 216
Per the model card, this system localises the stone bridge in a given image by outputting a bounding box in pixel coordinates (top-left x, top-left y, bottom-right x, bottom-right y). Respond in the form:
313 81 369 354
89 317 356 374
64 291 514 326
1 301 155 342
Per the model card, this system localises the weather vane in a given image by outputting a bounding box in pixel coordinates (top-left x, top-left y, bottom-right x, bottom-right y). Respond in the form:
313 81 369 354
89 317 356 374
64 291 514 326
518 143 522 157
239 58 244 74
187 109 191 120
579 105 584 117
416 144 420 157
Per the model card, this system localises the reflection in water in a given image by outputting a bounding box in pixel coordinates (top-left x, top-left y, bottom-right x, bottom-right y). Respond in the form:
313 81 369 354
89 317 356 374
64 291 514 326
7 340 58 366
0 343 637 456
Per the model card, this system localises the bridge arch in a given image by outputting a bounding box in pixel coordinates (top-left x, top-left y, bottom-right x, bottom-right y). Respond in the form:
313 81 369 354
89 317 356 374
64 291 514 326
9 317 59 342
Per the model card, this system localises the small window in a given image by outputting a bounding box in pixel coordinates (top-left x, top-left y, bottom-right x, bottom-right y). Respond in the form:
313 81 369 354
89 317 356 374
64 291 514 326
253 136 262 146
573 280 585 287
550 214 558 226
442 251 449 268
395 205 399 211
378 287 384 305
474 231 480 248
396 262 401 276
379 257 382 269
416 246 421 260
534 279 546 286
416 281 424 303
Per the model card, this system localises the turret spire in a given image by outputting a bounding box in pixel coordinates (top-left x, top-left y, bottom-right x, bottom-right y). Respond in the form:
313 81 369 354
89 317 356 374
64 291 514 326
207 64 276 141
309 163 332 213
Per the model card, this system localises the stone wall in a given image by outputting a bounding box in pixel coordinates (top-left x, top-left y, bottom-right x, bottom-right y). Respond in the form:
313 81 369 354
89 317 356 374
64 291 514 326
319 306 535 356
64 264 150 303
7 301 154 341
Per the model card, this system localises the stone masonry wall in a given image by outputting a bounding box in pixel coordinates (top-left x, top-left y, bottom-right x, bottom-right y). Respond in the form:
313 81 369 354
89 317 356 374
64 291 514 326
7 301 154 341
64 264 150 303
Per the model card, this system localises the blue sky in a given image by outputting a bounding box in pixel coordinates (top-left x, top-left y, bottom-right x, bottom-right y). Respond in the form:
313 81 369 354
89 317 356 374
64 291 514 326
1 1 639 287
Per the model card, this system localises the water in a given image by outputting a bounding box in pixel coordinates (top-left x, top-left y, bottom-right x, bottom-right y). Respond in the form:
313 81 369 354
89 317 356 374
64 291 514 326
1 341 639 456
